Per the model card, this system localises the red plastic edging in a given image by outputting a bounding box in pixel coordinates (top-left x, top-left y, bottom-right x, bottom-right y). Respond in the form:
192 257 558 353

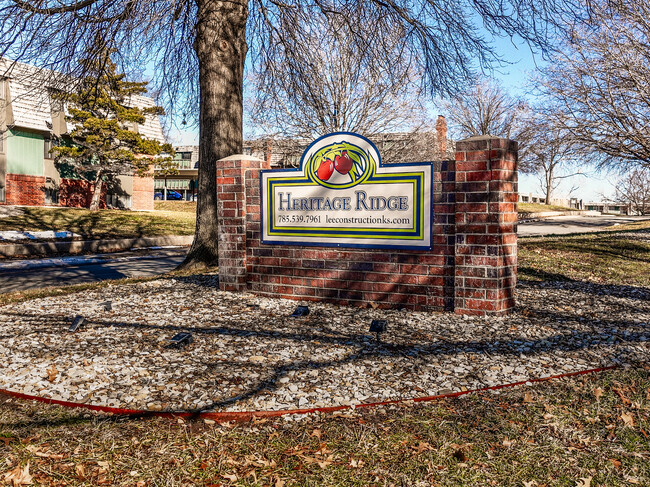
0 365 619 422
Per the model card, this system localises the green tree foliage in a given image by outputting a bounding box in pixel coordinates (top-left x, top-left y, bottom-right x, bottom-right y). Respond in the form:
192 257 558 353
53 50 173 210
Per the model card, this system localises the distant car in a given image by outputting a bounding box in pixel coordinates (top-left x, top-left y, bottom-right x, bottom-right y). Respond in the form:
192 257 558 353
154 190 183 200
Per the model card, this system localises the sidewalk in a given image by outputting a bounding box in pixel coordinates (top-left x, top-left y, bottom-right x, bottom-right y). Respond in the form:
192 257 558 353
0 234 194 259
517 210 598 221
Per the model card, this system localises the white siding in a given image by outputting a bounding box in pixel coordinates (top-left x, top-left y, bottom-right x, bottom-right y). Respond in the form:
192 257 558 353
1 58 165 143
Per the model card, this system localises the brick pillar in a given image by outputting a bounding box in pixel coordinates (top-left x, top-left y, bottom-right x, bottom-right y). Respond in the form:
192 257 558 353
132 171 154 211
454 136 518 315
216 154 268 292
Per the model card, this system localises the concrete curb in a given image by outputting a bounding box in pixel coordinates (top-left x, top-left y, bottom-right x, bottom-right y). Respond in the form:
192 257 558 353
518 210 594 221
0 235 194 259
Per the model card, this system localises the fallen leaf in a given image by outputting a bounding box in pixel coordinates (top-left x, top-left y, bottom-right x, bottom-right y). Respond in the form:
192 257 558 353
608 458 621 468
275 477 285 487
0 437 14 447
75 463 85 479
136 482 146 487
621 411 635 427
349 458 365 468
300 455 333 469
593 388 603 400
46 364 58 383
310 429 322 440
502 438 515 447
523 392 534 403
613 387 631 405
413 441 433 454
3 462 32 486
222 472 238 481
576 476 592 487
523 481 538 487
25 445 64 460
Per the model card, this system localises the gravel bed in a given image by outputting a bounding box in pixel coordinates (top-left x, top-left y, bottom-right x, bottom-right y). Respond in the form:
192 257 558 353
0 276 648 412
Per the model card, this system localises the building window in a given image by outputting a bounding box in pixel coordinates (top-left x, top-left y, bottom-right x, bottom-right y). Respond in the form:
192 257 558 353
0 78 5 100
107 194 131 208
44 187 59 205
173 152 193 169
44 137 54 159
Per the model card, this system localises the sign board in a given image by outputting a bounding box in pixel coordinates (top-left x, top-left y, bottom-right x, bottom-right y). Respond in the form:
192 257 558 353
261 132 433 249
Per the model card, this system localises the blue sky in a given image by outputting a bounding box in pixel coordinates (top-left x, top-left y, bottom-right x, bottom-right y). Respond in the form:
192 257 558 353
167 33 617 203
450 34 617 203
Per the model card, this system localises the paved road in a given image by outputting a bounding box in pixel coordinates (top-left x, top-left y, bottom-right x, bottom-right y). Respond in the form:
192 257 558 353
518 214 650 236
2 215 647 293
0 248 187 293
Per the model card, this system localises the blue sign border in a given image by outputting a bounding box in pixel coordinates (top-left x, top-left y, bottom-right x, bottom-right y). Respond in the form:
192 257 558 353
260 132 434 250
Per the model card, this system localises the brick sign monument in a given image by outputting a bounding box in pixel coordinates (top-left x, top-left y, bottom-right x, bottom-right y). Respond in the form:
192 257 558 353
216 133 518 316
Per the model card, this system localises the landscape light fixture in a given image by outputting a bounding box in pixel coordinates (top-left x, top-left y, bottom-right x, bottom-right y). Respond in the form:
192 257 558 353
69 315 85 332
291 305 310 318
169 332 193 347
101 301 112 311
369 319 387 341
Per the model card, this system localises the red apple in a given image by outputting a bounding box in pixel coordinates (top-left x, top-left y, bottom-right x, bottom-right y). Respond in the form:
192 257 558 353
317 158 335 181
334 150 353 175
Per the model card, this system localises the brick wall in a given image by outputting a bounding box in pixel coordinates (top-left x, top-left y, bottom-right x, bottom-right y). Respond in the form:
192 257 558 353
3 174 45 206
217 136 518 316
59 179 106 209
132 172 154 211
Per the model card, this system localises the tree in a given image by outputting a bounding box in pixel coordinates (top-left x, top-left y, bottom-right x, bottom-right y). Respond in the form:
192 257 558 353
442 78 529 140
615 168 650 215
249 16 431 142
52 49 173 210
538 0 650 168
518 115 588 204
0 0 591 268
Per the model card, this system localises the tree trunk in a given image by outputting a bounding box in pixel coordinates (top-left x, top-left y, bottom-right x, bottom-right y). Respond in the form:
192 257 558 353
163 176 167 200
544 166 553 205
89 171 104 211
179 0 248 270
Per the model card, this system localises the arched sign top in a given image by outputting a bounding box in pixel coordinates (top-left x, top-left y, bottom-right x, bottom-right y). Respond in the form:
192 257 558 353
302 132 379 190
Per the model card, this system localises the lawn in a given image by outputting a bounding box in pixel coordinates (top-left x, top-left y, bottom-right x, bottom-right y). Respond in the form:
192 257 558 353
153 200 197 214
0 206 195 239
518 202 578 214
518 221 650 286
2 211 650 486
1 367 647 486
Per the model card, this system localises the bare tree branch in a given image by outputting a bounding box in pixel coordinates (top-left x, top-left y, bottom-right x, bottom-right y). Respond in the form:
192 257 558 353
0 0 594 267
537 0 650 169
615 168 650 215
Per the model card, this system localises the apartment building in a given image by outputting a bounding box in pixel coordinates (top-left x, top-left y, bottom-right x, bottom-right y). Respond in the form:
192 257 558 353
0 58 165 210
